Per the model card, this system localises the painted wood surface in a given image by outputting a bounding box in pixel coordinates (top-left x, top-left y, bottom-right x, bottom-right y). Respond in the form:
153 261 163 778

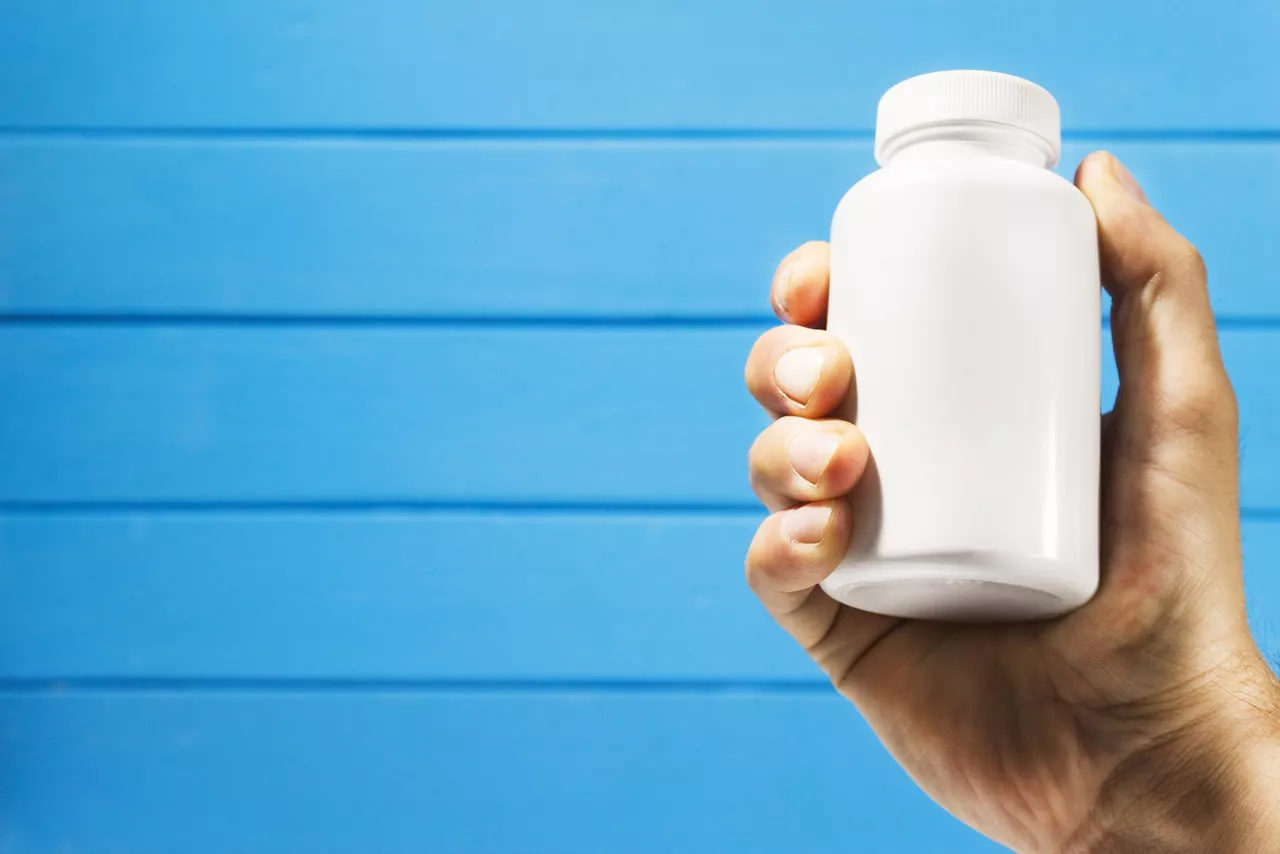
0 325 1277 505
0 691 1007 854
3 0 1279 850
2 515 1279 680
3 140 1279 318
2 0 1278 130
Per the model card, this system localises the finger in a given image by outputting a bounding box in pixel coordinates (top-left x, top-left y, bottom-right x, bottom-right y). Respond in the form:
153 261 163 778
746 499 852 614
772 241 830 328
1074 152 1237 490
749 417 869 511
745 325 853 417
744 500 902 685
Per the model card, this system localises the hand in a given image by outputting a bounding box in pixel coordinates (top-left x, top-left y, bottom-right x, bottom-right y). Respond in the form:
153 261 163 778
743 152 1280 852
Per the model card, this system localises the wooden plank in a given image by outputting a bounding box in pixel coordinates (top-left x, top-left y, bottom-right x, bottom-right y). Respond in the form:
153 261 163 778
0 325 1274 504
0 511 791 679
0 690 1001 853
1 1 1277 130
1 513 1277 680
3 140 1278 318
0 325 769 504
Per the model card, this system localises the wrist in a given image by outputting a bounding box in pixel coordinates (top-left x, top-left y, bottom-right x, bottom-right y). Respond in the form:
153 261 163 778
1063 659 1280 853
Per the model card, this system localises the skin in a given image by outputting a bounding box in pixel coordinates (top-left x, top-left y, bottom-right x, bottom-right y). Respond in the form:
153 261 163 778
743 151 1280 852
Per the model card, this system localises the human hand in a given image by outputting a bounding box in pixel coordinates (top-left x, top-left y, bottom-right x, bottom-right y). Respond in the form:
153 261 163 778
743 152 1280 852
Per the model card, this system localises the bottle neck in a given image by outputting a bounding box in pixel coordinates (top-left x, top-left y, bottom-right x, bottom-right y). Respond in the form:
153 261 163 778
878 121 1057 169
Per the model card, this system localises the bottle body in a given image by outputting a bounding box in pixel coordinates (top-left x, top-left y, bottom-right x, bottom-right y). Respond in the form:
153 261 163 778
823 139 1100 620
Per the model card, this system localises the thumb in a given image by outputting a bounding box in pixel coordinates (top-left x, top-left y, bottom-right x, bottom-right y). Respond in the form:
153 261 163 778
1075 151 1237 494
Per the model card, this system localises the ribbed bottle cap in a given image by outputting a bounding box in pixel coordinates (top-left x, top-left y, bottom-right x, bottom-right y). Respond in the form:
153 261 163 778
874 70 1061 167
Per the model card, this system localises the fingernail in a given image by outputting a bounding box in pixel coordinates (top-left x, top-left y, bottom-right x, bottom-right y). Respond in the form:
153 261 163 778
774 347 825 404
781 504 832 545
1109 155 1147 203
788 431 842 484
774 264 794 322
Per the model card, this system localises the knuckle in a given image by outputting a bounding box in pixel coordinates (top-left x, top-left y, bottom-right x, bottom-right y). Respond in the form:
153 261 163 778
1166 242 1207 294
1222 379 1240 430
1143 239 1206 305
1203 369 1241 430
1154 374 1237 441
1177 240 1207 281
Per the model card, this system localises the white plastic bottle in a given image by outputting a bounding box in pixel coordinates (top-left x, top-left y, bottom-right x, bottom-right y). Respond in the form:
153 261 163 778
821 71 1100 621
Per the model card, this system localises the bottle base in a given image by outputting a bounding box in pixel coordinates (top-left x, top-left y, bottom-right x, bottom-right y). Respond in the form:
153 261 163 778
820 552 1093 622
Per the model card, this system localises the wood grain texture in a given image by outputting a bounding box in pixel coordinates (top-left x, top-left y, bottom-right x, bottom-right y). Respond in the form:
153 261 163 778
1 514 1277 681
1 0 1278 130
3 140 1280 317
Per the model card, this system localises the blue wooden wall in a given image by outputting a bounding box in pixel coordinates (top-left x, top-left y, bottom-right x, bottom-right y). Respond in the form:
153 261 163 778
1 2 1279 851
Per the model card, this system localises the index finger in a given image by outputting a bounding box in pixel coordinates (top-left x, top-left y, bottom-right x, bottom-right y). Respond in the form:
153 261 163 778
772 241 830 328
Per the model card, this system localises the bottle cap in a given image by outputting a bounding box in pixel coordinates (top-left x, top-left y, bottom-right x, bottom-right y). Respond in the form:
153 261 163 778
874 70 1061 167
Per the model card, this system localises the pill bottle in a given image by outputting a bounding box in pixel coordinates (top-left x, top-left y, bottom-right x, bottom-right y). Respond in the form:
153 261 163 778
822 70 1100 621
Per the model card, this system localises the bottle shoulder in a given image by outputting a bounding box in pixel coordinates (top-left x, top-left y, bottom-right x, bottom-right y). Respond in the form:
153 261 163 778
834 157 1094 228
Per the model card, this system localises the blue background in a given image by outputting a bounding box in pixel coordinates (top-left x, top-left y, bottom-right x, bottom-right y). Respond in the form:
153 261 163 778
1 1 1279 851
